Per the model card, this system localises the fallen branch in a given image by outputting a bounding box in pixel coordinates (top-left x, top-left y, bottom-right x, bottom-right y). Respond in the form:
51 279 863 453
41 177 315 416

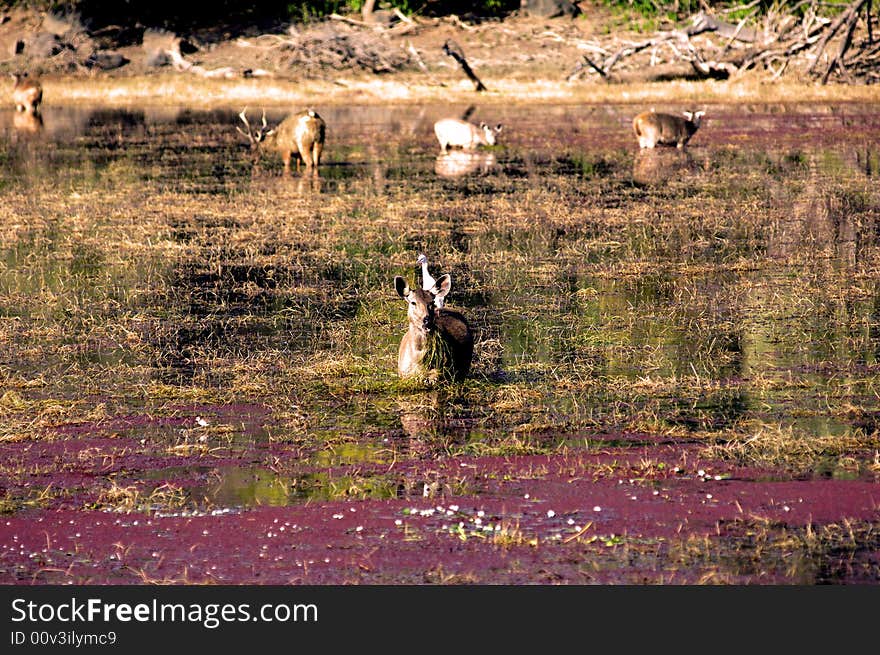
687 11 759 43
407 41 441 84
821 0 866 83
442 39 486 91
164 41 238 78
564 3 879 85
566 54 607 82
807 0 868 73
603 32 686 74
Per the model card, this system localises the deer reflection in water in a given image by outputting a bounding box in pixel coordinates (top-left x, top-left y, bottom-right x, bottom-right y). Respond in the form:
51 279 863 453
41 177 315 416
12 110 43 137
631 148 697 186
434 150 497 179
396 391 473 469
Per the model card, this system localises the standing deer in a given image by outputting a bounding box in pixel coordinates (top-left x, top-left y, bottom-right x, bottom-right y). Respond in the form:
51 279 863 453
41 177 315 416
395 274 473 383
632 110 705 149
434 118 501 153
237 107 326 175
10 73 42 115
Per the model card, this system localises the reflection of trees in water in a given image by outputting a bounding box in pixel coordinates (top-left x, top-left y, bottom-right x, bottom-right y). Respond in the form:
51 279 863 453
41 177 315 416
768 149 878 266
736 148 880 437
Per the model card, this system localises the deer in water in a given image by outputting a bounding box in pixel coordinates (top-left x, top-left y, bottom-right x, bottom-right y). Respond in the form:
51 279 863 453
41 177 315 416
395 273 473 383
632 110 705 149
10 73 42 115
434 118 501 154
237 107 326 175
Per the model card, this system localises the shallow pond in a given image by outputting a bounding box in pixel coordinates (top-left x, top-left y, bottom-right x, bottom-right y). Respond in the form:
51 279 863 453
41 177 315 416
1 101 878 583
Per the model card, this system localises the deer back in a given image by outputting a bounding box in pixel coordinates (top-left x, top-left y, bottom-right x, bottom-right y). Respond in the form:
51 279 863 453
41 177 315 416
273 110 326 160
633 110 704 148
434 118 501 151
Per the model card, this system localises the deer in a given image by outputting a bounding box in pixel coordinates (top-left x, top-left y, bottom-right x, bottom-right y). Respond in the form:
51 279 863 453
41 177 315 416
434 118 501 154
632 110 705 149
395 273 473 383
237 107 326 175
10 73 42 115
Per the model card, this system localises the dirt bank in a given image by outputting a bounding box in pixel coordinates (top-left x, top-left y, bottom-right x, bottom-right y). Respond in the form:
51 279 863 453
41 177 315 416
2 7 880 107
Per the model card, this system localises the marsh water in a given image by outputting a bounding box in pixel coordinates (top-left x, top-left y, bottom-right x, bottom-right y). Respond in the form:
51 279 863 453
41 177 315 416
2 101 879 512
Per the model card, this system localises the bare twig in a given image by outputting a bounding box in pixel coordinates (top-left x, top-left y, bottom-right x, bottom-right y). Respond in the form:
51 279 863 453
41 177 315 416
566 54 607 81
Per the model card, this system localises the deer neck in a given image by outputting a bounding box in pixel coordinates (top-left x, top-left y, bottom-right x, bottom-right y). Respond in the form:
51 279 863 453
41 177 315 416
407 322 431 354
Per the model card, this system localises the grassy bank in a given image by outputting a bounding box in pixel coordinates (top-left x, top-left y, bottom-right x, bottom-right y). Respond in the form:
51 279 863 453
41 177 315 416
39 72 880 108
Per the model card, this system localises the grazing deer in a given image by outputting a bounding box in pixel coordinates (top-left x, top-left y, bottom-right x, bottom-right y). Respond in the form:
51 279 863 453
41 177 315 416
434 118 501 153
395 274 473 382
237 107 326 175
633 110 705 149
10 73 42 115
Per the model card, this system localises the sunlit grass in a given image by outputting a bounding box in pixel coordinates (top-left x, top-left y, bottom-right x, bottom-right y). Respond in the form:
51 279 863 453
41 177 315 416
0 99 878 516
40 73 880 108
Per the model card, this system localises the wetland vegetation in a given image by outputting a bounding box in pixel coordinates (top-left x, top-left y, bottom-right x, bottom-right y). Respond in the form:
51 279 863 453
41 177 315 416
0 98 879 583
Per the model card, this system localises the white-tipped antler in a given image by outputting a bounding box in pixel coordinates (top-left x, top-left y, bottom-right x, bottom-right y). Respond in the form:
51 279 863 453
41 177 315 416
236 106 253 142
236 107 270 144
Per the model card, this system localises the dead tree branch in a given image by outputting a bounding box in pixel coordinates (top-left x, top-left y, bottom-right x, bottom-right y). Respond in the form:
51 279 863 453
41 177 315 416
442 39 486 91
807 0 868 73
565 1 879 85
821 0 867 82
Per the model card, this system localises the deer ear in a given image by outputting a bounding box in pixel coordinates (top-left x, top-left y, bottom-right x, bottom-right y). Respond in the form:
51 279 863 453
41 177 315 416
695 111 706 120
395 276 410 299
431 274 452 303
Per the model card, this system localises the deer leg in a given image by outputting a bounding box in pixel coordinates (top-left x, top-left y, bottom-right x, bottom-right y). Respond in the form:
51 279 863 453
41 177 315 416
282 151 291 176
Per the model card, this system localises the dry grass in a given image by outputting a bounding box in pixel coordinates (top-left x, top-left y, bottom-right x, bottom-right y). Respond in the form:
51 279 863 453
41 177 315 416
38 73 880 109
93 481 189 514
0 94 879 510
